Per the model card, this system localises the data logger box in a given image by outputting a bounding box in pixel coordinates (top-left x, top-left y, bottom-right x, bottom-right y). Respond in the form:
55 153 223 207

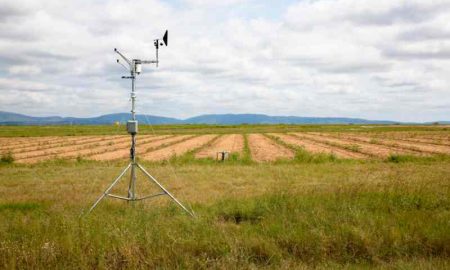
127 120 138 134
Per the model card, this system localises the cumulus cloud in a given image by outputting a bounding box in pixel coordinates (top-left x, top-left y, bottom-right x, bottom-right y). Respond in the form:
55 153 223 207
0 0 449 122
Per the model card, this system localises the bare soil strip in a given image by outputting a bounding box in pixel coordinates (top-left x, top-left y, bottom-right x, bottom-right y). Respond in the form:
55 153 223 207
0 137 60 149
373 135 450 147
195 134 244 159
60 135 172 160
0 135 125 153
87 135 190 161
13 136 128 160
0 136 91 151
357 132 450 147
303 133 418 158
4 136 125 154
18 135 158 163
334 134 450 155
419 135 450 141
272 133 366 159
0 133 185 149
19 135 167 163
0 135 65 143
369 132 450 140
142 135 217 161
15 135 155 162
248 134 294 162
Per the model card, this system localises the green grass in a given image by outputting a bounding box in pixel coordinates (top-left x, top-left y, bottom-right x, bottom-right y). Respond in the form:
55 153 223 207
0 202 42 212
0 152 14 164
241 133 253 164
1 123 449 137
0 159 449 269
386 154 450 163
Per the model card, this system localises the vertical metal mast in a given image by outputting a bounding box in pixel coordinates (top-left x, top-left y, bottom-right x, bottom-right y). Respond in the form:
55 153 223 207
85 31 194 217
128 64 137 201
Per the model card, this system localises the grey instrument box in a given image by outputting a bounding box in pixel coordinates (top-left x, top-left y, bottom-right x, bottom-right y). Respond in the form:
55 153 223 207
127 120 138 134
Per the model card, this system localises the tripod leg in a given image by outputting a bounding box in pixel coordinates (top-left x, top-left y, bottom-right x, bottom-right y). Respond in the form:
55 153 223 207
136 163 195 217
86 163 132 215
128 163 137 201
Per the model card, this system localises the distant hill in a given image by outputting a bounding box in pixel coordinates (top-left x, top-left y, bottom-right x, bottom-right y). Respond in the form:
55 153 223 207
0 111 64 124
1 111 444 125
0 111 180 125
184 114 396 125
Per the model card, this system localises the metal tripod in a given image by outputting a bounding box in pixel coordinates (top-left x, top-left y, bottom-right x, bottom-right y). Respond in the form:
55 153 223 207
86 43 194 216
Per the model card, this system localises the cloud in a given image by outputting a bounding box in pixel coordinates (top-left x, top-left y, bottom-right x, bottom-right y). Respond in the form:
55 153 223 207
397 27 450 41
8 65 41 75
383 47 450 59
285 0 450 27
0 0 449 122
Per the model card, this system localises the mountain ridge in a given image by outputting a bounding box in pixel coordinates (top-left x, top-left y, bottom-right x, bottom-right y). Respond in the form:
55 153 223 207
0 111 446 125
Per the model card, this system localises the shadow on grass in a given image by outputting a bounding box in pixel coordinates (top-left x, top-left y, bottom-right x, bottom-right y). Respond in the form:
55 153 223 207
386 154 450 163
0 202 43 212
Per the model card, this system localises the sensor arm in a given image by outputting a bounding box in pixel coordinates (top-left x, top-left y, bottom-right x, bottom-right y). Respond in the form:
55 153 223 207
116 59 130 71
141 60 158 64
114 48 132 66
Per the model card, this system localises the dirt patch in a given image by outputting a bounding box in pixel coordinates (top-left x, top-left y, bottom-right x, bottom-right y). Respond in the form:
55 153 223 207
0 136 85 152
304 133 418 158
87 135 187 161
336 134 450 155
0 137 51 150
142 135 217 161
54 135 171 161
13 136 136 162
374 134 450 147
248 134 294 162
5 136 125 155
420 135 450 141
398 137 450 147
195 134 244 159
359 132 450 147
272 133 366 159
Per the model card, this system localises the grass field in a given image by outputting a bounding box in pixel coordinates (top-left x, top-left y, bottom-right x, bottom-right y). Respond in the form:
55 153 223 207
0 125 449 269
0 123 449 137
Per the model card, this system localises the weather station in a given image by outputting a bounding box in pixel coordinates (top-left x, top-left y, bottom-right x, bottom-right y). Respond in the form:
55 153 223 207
85 30 194 217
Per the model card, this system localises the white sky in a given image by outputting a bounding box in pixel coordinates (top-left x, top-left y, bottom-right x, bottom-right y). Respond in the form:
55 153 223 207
0 0 449 122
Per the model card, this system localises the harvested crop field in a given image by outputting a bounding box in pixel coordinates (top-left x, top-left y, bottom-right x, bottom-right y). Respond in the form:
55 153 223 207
3 135 133 163
142 135 217 161
298 133 419 158
367 133 450 147
329 132 450 147
248 134 294 162
1 130 449 163
15 136 128 156
0 135 123 152
195 134 244 159
330 133 450 155
87 135 179 161
270 133 366 159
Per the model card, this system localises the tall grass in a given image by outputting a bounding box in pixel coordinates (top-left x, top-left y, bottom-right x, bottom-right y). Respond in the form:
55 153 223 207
0 160 449 268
